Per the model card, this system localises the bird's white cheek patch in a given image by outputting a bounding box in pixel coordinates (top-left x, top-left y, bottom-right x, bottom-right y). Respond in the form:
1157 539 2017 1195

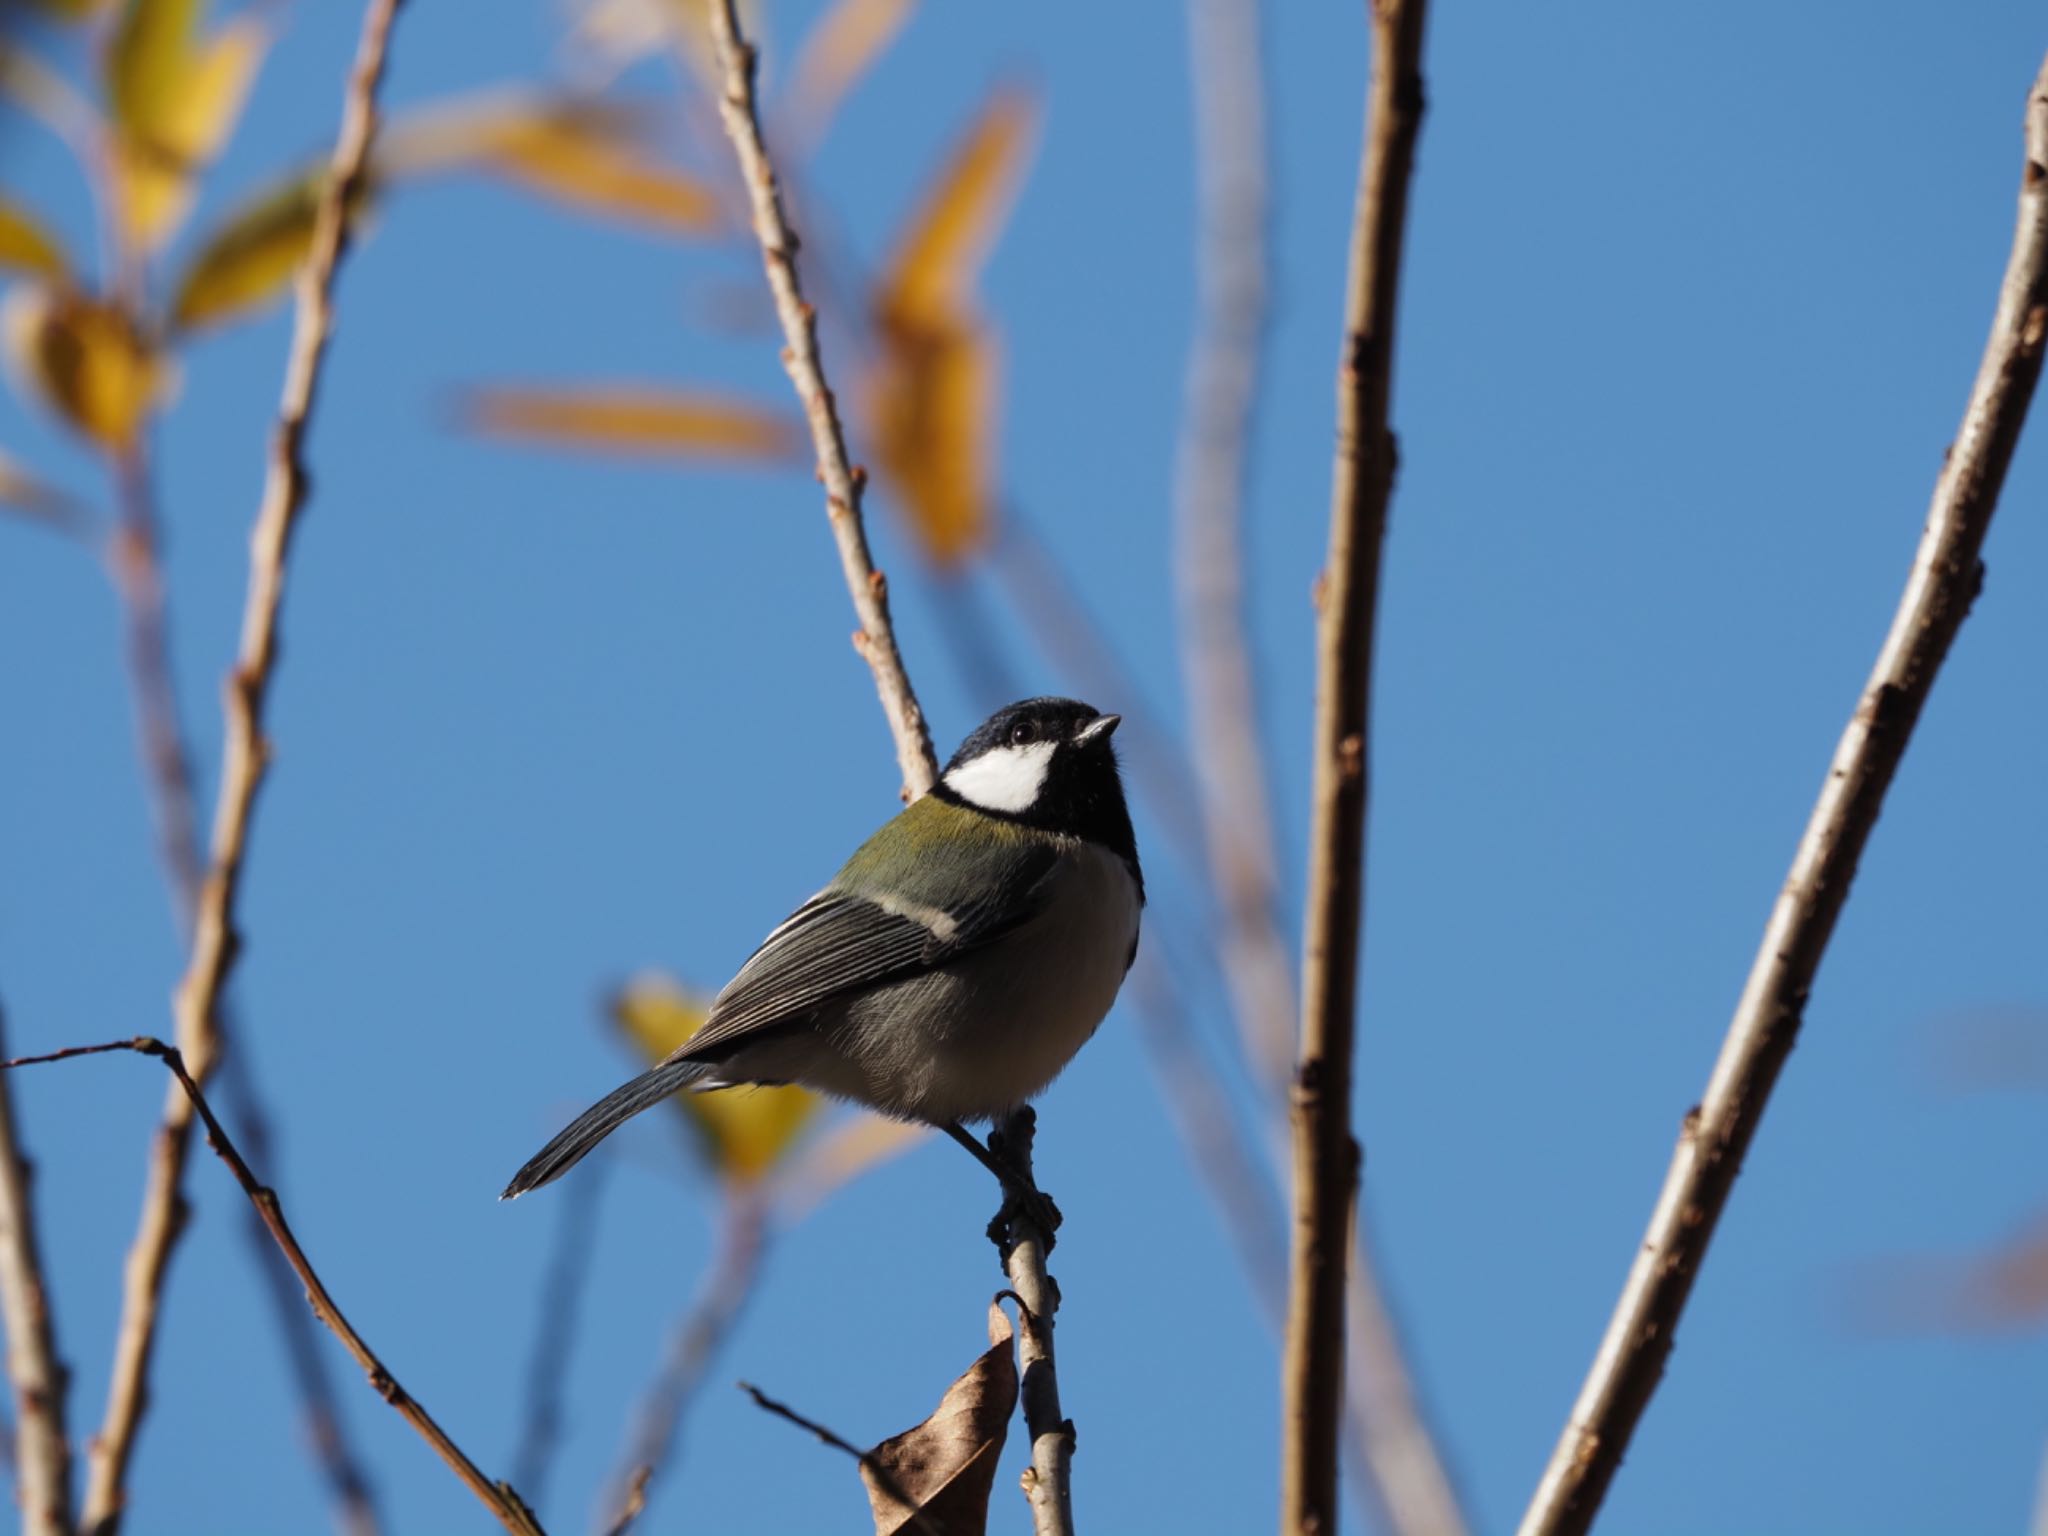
943 741 1056 813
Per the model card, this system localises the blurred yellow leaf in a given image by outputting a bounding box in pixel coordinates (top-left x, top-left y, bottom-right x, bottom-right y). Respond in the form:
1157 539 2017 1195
388 96 719 234
169 170 373 333
876 84 1036 327
107 0 268 250
613 975 819 1182
3 287 161 450
0 198 71 282
781 0 914 155
866 84 1036 568
459 384 804 463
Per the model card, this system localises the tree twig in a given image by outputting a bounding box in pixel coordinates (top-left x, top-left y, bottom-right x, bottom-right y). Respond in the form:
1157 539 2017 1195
510 1155 609 1514
1283 3 1429 1533
703 0 936 802
2 1038 545 1535
599 1189 769 1531
1517 53 2048 1536
737 1381 943 1536
0 1002 73 1536
82 1 408 1527
987 1108 1073 1536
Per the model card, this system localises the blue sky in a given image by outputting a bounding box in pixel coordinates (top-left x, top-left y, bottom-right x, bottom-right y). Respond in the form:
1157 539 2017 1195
3 2 2046 1533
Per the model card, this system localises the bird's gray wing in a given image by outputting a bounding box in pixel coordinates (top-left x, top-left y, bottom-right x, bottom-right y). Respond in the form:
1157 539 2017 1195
672 841 1060 1065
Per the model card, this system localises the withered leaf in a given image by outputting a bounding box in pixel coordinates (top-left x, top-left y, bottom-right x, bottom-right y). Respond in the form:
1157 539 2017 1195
3 286 162 450
457 383 804 464
861 1297 1018 1536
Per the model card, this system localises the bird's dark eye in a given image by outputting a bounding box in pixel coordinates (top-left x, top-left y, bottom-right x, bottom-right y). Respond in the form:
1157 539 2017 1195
1009 720 1037 747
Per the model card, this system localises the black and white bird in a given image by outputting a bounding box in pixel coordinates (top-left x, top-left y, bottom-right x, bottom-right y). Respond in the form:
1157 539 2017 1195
503 697 1144 1224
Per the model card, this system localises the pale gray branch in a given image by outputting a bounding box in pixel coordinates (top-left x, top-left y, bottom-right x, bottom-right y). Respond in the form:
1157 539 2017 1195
703 0 936 802
1517 51 2048 1536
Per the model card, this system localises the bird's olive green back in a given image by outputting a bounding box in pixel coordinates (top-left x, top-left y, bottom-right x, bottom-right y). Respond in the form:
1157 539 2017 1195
832 793 1056 906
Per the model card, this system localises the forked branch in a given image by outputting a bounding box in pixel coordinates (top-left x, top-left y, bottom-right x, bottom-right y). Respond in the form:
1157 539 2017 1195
4 1039 544 1535
1517 51 2048 1536
1283 2 1430 1533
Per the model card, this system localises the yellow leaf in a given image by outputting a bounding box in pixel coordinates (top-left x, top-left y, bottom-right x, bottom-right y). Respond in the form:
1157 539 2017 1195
107 0 267 250
612 975 819 1181
865 85 1037 567
458 384 804 463
0 197 70 282
387 96 719 234
875 84 1037 327
0 448 92 534
169 170 370 333
3 287 161 450
781 0 915 155
867 314 995 566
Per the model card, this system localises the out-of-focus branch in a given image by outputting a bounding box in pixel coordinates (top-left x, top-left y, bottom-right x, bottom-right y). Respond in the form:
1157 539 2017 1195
600 1189 768 1530
1284 3 1429 1533
3 1038 545 1535
703 0 936 802
988 1108 1072 1536
1517 55 2048 1536
1346 1231 1464 1536
1176 0 1294 1104
510 1157 610 1514
84 2 407 1527
0 1003 72 1536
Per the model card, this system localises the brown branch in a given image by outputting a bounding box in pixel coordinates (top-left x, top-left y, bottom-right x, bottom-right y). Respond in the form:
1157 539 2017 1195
2 1039 545 1534
1283 3 1429 1533
737 1382 944 1536
1517 53 2048 1536
0 1003 73 1536
599 1189 769 1530
986 1109 1072 1536
83 1 408 1527
703 0 937 801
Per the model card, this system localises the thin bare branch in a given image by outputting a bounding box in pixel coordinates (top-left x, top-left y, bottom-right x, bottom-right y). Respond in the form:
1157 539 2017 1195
84 2 408 1527
510 1157 609 1513
1518 54 2048 1536
1284 3 1430 1533
703 0 936 801
0 1002 72 1536
737 1382 943 1536
1345 1225 1464 1536
986 1109 1072 1536
3 1038 545 1535
600 1190 769 1530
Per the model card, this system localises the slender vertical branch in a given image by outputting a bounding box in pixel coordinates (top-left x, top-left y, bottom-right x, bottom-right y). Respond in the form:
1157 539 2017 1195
3 1039 544 1535
988 1109 1073 1536
1283 4 1429 1534
599 1190 769 1530
83 2 407 1527
510 1156 610 1513
0 1003 72 1536
703 0 936 802
1518 55 2048 1536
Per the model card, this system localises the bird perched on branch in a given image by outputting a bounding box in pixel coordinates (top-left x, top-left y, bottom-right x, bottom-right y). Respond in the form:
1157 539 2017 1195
502 697 1144 1234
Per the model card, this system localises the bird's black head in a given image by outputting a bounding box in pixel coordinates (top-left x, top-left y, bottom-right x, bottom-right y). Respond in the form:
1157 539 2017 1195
935 698 1142 888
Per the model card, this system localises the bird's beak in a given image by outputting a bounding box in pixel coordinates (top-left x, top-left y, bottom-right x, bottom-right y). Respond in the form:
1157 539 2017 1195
1075 714 1121 747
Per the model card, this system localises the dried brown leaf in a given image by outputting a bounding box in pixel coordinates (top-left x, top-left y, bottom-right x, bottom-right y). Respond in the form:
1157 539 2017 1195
1854 1213 2048 1334
458 383 804 463
862 1297 1018 1536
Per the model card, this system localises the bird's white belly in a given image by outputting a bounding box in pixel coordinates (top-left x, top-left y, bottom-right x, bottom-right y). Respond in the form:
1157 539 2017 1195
812 842 1141 1123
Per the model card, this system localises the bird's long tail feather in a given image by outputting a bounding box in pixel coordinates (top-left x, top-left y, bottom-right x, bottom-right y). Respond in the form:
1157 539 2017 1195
501 1058 708 1199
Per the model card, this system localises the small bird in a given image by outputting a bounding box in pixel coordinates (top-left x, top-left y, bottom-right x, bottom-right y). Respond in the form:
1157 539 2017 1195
502 697 1144 1228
